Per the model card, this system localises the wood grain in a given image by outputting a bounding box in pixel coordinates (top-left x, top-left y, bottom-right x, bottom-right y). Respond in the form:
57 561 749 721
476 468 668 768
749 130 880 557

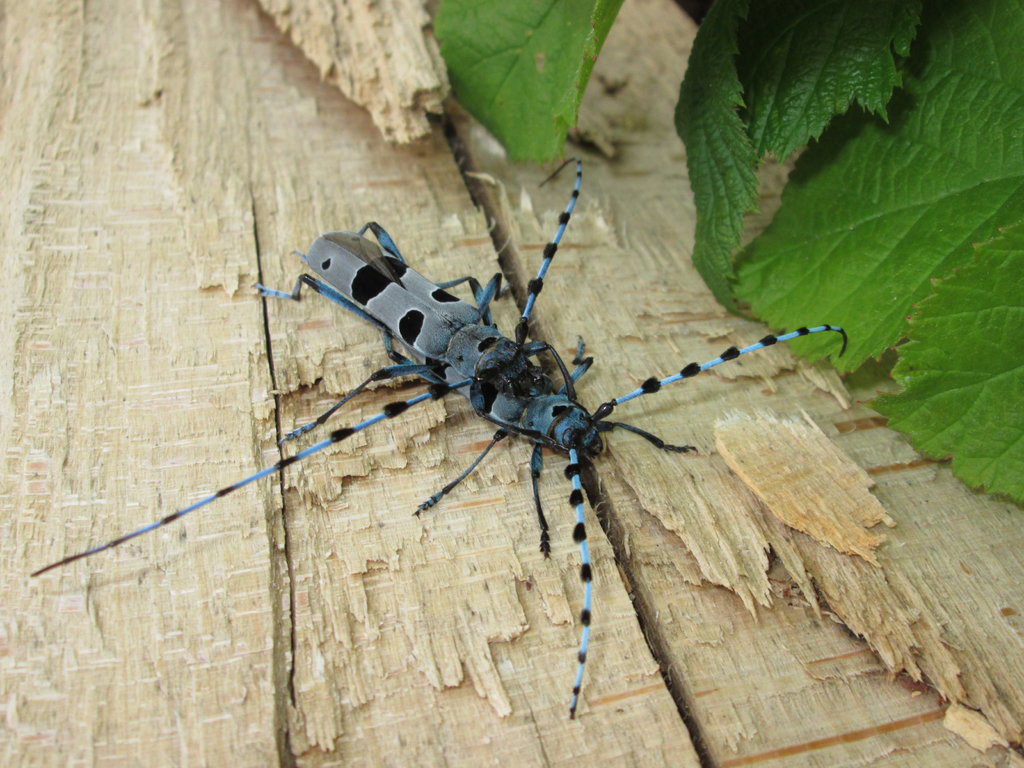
715 411 895 564
452 1 1023 766
257 0 448 143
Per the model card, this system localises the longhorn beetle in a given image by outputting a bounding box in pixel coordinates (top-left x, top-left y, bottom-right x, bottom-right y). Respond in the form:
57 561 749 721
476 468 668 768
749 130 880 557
33 159 846 719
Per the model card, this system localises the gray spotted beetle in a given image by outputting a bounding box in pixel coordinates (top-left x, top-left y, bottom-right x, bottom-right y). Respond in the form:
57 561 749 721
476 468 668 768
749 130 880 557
34 159 846 718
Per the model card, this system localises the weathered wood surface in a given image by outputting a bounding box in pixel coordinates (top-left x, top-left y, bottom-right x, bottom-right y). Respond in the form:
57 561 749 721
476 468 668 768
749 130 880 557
2 0 1022 766
451 3 1024 766
257 0 448 143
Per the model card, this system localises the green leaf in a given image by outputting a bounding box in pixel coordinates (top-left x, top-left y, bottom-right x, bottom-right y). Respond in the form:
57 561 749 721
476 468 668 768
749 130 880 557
436 0 623 163
676 0 755 311
874 225 1024 502
735 0 1024 369
677 0 919 311
737 0 921 159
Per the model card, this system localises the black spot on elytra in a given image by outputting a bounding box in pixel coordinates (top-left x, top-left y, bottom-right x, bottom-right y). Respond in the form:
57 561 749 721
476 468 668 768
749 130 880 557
320 258 332 270
352 265 392 305
431 287 459 303
399 310 425 345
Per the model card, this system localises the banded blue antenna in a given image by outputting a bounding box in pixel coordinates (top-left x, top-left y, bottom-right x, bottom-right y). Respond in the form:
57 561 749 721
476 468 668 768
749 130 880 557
565 448 592 718
592 325 848 422
515 158 583 345
32 380 471 576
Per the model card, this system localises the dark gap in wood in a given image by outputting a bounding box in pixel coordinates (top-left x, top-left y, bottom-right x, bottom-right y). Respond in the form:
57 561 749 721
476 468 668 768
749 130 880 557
441 115 529 315
250 189 300 768
581 460 717 768
443 118 715 753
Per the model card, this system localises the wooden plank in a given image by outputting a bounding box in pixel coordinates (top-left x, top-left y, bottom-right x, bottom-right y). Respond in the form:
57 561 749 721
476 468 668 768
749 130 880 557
2 1 280 764
3 0 696 765
453 0 1023 765
4 0 1022 765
